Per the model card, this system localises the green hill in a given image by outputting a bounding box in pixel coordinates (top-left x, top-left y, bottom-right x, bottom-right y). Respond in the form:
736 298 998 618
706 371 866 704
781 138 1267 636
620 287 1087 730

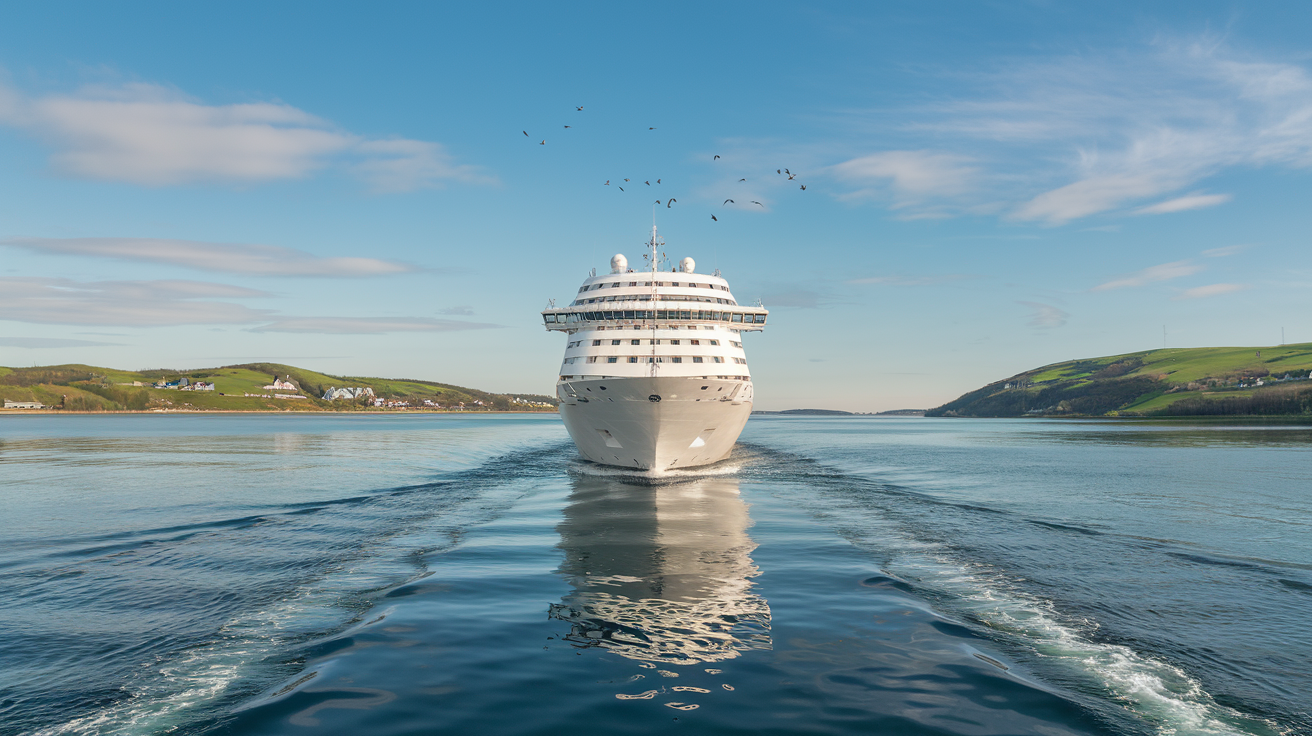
0 363 557 413
927 343 1312 418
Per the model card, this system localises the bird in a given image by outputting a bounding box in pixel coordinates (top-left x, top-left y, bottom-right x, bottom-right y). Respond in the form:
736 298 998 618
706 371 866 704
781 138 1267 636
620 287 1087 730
751 201 763 206
714 155 721 160
618 186 624 191
788 174 795 180
711 215 718 221
649 127 656 130
656 179 661 184
800 184 806 190
576 106 584 111
738 178 746 182
785 169 791 175
667 199 676 208
724 199 734 205
539 140 545 145
777 169 781 174
655 200 661 205
624 178 630 182
564 125 571 128
645 181 650 185
604 180 610 185
523 131 529 137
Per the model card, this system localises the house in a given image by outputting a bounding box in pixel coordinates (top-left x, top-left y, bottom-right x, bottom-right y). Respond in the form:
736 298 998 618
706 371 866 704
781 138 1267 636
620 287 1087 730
4 400 46 409
322 387 376 401
154 377 189 390
184 381 215 391
263 376 298 391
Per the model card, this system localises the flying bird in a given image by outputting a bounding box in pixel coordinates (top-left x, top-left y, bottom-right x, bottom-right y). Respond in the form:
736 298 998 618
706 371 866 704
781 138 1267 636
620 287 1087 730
645 181 650 185
723 199 734 205
655 200 661 205
788 174 795 180
785 169 791 175
714 155 720 160
800 184 806 190
564 125 571 128
751 201 763 206
667 199 676 208
523 131 529 137
624 178 630 182
711 215 717 221
656 179 661 184
649 127 656 130
777 169 781 174
539 140 545 145
618 186 624 191
604 180 610 185
738 178 746 182
576 106 583 111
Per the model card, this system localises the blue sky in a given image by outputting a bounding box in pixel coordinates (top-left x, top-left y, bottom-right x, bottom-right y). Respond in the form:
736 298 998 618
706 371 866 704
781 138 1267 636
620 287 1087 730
2 2 1311 410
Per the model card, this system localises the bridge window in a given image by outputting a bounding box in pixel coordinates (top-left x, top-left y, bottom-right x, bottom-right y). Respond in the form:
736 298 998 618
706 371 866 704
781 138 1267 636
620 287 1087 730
607 357 618 363
693 357 703 363
628 357 639 363
631 339 640 345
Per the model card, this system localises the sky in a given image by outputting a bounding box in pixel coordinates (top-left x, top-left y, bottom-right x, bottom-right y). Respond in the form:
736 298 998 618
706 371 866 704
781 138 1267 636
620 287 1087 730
2 2 1311 411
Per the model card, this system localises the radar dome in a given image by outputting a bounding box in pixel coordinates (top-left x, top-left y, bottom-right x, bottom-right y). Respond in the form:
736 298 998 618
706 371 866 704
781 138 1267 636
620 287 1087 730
610 254 628 273
679 257 695 274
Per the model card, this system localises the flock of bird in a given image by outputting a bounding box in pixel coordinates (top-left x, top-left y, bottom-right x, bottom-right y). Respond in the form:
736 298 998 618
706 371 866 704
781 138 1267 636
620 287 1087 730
522 106 807 224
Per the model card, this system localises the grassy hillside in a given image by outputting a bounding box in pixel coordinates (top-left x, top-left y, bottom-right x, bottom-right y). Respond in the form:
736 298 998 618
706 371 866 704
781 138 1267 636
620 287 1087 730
0 363 557 413
928 343 1312 418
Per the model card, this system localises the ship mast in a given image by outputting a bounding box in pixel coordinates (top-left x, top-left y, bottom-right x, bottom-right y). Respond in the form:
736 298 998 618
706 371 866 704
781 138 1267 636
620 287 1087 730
648 224 662 376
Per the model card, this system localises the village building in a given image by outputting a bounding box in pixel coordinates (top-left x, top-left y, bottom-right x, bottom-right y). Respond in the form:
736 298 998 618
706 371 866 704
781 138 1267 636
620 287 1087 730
263 376 298 391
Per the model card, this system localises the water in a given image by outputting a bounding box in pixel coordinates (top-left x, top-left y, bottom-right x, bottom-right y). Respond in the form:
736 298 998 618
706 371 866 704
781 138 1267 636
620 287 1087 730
1 415 1308 735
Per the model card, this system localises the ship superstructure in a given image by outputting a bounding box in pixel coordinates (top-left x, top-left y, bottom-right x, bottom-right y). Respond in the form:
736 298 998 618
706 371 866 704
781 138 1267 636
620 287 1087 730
542 226 767 470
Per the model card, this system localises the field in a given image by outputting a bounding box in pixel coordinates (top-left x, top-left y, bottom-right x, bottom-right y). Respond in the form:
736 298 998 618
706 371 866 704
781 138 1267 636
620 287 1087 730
929 343 1312 417
0 363 557 413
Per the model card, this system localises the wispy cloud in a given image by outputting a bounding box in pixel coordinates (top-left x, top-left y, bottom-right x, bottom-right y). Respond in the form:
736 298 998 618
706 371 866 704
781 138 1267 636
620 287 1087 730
0 81 493 190
1202 244 1249 258
0 336 123 348
0 277 271 325
249 317 500 334
828 38 1312 223
1173 283 1248 300
846 274 971 286
1 237 417 276
1018 301 1068 328
830 151 978 213
1092 260 1203 291
1133 192 1232 215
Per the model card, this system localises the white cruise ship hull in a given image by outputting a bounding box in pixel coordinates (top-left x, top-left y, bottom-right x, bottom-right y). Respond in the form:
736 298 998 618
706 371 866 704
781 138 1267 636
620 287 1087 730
558 376 751 470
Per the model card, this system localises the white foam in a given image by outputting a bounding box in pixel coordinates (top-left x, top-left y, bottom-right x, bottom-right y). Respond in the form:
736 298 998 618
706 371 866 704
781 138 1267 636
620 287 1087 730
567 459 742 484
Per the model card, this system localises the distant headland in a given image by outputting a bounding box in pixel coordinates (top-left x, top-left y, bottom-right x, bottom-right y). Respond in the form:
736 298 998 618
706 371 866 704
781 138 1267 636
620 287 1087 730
928 343 1312 418
0 363 558 413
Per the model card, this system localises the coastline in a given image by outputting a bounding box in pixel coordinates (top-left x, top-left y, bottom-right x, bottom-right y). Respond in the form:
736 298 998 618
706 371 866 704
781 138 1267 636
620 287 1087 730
0 409 559 416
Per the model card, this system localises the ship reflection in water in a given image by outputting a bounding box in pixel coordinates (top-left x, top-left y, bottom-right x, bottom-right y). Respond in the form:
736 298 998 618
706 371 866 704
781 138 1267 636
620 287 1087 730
550 472 771 665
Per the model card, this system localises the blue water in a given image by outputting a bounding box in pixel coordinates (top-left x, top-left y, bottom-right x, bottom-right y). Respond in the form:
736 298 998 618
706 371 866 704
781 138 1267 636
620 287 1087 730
1 415 1309 735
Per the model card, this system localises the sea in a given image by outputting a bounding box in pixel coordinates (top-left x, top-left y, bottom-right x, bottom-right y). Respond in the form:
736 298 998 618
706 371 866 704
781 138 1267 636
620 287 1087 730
1 414 1309 736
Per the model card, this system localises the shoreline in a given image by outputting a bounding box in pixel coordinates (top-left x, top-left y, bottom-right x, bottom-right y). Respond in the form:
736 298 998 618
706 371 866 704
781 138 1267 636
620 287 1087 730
0 409 559 416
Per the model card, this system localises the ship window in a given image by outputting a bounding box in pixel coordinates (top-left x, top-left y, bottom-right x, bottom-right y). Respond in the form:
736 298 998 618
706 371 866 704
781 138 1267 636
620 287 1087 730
671 282 679 286
631 339 640 345
629 282 638 286
657 282 666 286
713 357 724 363
680 311 690 320
611 340 621 345
592 340 601 346
731 341 741 348
670 340 680 345
607 357 618 363
587 357 598 363
671 357 682 363
628 357 639 363
701 386 708 390
731 313 743 323
754 314 765 323
709 340 719 345
650 340 659 345
690 339 700 345
693 357 703 363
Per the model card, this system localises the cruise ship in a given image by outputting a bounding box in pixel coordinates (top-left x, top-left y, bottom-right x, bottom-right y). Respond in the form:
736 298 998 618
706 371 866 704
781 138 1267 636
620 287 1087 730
542 226 767 470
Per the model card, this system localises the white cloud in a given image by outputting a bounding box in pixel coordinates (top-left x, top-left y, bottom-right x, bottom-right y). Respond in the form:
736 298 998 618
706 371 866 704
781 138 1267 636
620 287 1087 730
1133 192 1232 215
249 317 499 334
1 237 417 277
1173 283 1248 300
1202 244 1249 258
0 277 272 325
1092 260 1204 291
0 336 123 348
828 39 1312 223
1018 301 1068 328
846 274 970 286
831 151 978 202
0 81 492 190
